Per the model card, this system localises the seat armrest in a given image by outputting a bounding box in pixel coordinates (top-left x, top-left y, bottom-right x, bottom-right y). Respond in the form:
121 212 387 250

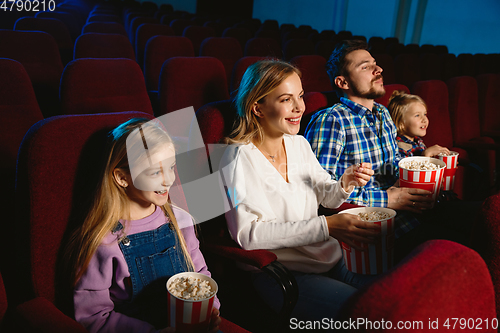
16 297 87 333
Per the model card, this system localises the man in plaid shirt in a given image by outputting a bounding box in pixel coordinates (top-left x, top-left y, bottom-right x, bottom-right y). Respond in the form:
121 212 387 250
305 40 433 240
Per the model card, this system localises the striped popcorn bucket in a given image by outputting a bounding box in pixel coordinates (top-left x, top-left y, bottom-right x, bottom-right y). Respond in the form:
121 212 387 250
398 157 446 208
436 152 459 191
166 272 218 333
339 207 396 275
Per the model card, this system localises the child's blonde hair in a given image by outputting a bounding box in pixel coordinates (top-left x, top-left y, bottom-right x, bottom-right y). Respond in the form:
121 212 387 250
388 90 427 135
225 59 301 145
65 118 194 287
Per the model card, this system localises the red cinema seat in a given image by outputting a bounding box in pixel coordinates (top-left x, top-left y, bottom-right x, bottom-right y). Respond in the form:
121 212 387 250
412 80 467 199
230 56 267 95
0 30 63 118
183 25 216 56
60 58 153 115
222 27 252 51
14 17 73 65
35 11 81 41
341 240 497 331
158 57 229 117
143 35 195 94
244 37 282 58
81 22 127 36
128 16 159 46
375 83 410 108
135 23 174 69
282 38 314 61
290 55 332 92
73 33 135 60
477 74 500 137
86 14 121 23
394 53 421 89
200 37 243 88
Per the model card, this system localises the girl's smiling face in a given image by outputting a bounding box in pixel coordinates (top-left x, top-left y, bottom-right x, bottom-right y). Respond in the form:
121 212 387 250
252 72 305 137
402 102 428 140
115 144 176 219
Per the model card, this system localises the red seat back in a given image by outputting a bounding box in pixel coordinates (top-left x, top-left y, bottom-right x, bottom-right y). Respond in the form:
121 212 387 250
477 74 500 134
283 38 314 61
158 57 229 116
447 76 481 143
143 35 194 92
200 37 243 87
375 83 409 108
135 23 174 69
291 55 332 92
230 56 267 94
183 25 216 56
81 22 127 36
244 37 282 58
74 33 135 60
394 53 421 89
60 58 153 115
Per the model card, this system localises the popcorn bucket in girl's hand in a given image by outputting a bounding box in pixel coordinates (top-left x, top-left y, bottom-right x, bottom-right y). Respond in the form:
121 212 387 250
339 207 396 275
166 272 218 333
398 157 446 208
436 151 459 191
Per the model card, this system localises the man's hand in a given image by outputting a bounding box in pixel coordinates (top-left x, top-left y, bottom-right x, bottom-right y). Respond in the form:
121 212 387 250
387 185 434 213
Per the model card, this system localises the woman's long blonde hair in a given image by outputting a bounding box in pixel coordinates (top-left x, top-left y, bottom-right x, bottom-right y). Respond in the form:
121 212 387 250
225 59 301 145
388 90 427 135
65 118 194 287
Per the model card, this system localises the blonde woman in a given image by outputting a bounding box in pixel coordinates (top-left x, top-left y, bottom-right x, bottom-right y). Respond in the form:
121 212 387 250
219 60 379 321
66 118 220 333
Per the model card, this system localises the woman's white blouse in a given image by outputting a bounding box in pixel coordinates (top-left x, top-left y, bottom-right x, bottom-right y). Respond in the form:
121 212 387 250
220 135 352 273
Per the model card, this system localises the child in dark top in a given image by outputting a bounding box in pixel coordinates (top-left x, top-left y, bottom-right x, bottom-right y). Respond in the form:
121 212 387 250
388 90 450 158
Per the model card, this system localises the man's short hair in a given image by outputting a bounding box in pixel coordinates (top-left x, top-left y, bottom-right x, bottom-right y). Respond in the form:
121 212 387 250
326 40 369 95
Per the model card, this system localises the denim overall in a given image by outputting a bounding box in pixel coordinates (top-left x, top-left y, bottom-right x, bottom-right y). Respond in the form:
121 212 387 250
113 221 187 328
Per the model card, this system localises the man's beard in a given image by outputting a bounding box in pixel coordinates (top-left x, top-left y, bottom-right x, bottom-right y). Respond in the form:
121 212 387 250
349 74 386 100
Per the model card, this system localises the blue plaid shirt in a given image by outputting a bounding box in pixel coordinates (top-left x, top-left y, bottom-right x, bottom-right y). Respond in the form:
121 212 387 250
304 97 419 238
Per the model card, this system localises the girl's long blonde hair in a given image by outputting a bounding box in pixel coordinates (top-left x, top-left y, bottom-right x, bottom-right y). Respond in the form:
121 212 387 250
225 59 301 145
388 90 427 135
65 118 194 287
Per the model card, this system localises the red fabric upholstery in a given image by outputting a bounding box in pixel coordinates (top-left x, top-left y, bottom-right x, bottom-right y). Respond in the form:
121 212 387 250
0 58 44 172
220 317 251 333
86 14 121 23
196 99 237 145
374 83 409 108
128 16 159 46
291 55 332 92
81 22 127 36
457 53 475 76
74 33 135 60
222 27 252 51
283 38 315 61
14 17 73 64
315 40 336 61
143 36 194 92
200 37 243 87
135 23 174 69
35 11 81 41
16 297 87 333
170 19 193 36
419 53 442 81
394 53 421 89
0 30 63 118
412 80 468 199
341 240 497 330
477 74 500 136
440 53 458 81
244 37 282 58
447 76 497 196
373 53 396 85
0 273 6 326
158 57 229 116
60 58 153 115
230 56 267 94
183 25 216 56
471 193 500 318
